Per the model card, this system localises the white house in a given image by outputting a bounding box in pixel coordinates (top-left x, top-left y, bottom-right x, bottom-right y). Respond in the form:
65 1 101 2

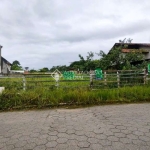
0 45 11 74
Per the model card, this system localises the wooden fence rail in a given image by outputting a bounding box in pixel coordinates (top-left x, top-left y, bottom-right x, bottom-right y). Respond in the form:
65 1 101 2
90 69 147 88
0 69 149 90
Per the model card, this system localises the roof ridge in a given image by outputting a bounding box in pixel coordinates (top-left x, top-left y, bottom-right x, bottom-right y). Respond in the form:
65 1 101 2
1 56 12 65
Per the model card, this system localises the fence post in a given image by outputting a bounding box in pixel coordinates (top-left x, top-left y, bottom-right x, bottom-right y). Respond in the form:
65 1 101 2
54 72 60 89
56 81 59 89
117 71 120 88
90 74 93 88
143 69 147 85
104 71 107 86
23 75 26 90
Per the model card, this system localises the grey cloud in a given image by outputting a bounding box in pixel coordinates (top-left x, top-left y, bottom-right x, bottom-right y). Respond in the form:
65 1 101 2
0 0 150 69
54 20 150 43
33 0 86 21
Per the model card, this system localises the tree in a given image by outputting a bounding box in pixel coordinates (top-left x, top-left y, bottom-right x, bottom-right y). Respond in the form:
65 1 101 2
119 38 133 43
96 50 106 58
48 38 146 71
11 60 23 70
29 69 37 73
98 42 145 70
49 65 68 72
39 67 49 72
78 54 85 62
84 52 94 71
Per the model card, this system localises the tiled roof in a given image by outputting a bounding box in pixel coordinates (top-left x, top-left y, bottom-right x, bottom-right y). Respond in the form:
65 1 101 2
114 43 150 47
108 43 150 54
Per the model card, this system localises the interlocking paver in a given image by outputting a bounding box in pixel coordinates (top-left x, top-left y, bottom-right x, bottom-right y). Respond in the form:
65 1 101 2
139 136 150 142
0 103 150 149
55 143 69 149
76 135 87 141
108 135 119 142
90 143 103 150
34 138 47 145
95 134 107 140
39 134 49 139
57 137 68 144
87 137 99 144
110 128 121 133
75 130 85 136
132 139 147 146
57 133 69 138
120 137 132 144
125 144 139 150
93 128 104 134
112 142 125 150
47 135 58 141
114 132 126 138
0 142 5 149
85 131 97 138
46 141 57 148
0 137 9 143
57 128 67 133
66 129 75 134
121 129 132 134
48 131 58 136
77 141 90 148
33 145 46 150
98 139 112 146
6 144 15 150
133 130 144 136
104 130 114 136
5 139 18 145
140 146 150 150
14 140 27 148
30 132 40 138
23 142 36 149
116 125 126 130
127 134 139 140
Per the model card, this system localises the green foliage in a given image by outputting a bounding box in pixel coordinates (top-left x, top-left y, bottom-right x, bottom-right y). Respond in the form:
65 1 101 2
0 85 150 110
50 65 68 72
99 44 145 70
39 67 49 72
69 52 99 71
11 60 23 70
29 69 37 73
49 39 146 71
0 78 23 90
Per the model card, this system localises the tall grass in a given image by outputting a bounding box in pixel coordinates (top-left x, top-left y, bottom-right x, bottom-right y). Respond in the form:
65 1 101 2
0 85 150 110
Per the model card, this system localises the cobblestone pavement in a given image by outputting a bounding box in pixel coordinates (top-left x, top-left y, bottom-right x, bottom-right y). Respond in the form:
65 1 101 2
0 104 150 150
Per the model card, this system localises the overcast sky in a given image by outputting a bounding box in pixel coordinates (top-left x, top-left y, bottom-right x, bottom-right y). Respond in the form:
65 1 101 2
0 0 150 70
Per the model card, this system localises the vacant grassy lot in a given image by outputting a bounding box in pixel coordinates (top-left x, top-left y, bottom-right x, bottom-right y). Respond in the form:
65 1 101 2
0 71 149 110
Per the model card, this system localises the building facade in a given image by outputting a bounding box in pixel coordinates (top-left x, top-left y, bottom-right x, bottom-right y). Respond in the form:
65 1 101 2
112 43 150 60
0 45 11 74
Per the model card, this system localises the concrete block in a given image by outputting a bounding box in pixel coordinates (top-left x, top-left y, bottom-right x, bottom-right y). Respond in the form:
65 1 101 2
0 87 5 94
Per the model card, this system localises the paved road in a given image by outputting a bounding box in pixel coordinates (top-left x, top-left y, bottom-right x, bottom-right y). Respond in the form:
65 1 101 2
0 104 150 150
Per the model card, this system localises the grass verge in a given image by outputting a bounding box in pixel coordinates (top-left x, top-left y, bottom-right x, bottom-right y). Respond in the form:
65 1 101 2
0 85 150 111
